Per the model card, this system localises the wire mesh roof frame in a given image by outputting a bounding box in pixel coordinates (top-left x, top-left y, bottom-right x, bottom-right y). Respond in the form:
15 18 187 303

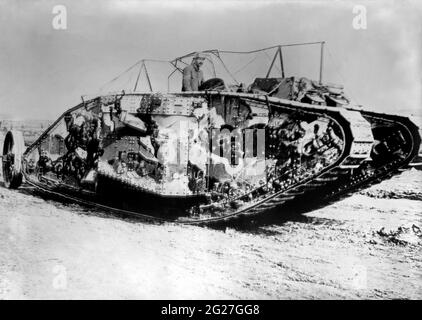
101 41 326 93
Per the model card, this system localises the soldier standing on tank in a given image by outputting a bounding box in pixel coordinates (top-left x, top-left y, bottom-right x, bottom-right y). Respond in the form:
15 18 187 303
182 52 206 91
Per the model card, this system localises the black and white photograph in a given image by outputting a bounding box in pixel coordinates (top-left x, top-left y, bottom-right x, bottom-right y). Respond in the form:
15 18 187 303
0 0 421 302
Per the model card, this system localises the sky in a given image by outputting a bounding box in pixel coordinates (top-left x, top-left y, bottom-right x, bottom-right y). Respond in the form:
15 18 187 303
0 0 421 120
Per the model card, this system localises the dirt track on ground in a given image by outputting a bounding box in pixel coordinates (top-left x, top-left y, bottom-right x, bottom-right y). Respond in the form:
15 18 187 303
0 167 421 299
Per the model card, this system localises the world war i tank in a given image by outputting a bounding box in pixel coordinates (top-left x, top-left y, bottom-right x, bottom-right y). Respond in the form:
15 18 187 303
2 42 421 225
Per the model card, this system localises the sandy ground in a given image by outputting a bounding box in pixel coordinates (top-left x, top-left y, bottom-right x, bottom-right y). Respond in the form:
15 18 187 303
0 165 421 299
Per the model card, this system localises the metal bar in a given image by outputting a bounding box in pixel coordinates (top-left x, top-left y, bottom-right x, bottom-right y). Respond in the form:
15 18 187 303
167 61 184 92
133 61 144 92
170 49 220 64
279 46 285 78
178 60 189 67
171 61 184 73
167 68 178 92
220 41 324 54
143 62 153 92
99 60 142 92
265 49 279 78
210 58 217 77
171 43 323 63
319 41 325 84
207 52 220 77
215 55 239 84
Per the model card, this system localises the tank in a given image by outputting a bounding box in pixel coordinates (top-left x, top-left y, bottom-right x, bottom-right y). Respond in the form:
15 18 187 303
2 43 421 225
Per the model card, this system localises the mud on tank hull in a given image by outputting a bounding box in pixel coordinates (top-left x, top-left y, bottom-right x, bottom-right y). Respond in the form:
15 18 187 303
14 91 421 225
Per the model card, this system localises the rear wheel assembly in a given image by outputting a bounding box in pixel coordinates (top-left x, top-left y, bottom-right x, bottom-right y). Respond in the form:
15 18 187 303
2 130 25 189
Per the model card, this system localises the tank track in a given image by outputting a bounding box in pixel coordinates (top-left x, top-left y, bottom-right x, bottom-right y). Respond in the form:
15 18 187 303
19 92 420 226
277 110 421 214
